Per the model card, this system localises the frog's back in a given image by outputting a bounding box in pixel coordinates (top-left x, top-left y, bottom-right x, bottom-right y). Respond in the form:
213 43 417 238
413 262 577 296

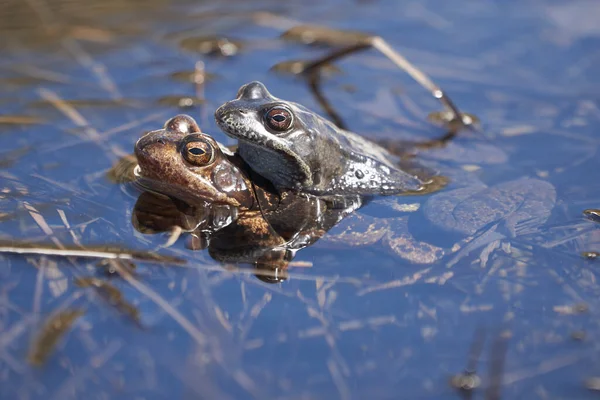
298 108 423 195
216 81 423 196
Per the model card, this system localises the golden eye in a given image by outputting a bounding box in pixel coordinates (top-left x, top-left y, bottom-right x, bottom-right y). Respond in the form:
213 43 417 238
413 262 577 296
264 107 293 131
183 139 214 166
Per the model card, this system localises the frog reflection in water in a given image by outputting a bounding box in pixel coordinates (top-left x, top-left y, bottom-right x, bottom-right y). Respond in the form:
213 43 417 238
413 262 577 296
132 115 445 282
215 81 424 197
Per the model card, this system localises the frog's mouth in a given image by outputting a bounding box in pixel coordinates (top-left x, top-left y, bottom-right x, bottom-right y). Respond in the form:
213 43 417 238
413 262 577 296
237 138 312 188
215 110 254 141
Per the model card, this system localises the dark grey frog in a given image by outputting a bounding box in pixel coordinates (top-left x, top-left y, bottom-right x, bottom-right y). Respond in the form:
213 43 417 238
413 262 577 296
215 81 423 196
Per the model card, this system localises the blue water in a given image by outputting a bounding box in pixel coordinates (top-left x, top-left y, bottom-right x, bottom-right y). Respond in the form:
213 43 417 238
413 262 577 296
1 0 600 398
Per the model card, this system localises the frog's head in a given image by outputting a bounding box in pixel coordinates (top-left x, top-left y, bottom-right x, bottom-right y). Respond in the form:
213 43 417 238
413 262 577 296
215 81 334 190
216 82 425 196
134 115 254 208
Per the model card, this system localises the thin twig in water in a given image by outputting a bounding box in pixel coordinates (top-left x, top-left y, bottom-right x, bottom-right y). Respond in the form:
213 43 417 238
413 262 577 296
37 88 102 142
107 260 207 345
36 88 118 161
306 70 348 129
61 38 123 100
0 242 186 265
57 209 83 247
298 31 471 127
43 110 168 153
23 201 64 250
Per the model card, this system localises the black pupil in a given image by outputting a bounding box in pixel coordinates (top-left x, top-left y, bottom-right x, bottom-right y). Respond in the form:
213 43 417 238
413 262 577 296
273 114 286 122
189 147 205 155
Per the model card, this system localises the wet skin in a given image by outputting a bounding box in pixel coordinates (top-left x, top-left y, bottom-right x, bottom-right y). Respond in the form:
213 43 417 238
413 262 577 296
134 115 341 216
214 81 423 196
132 115 363 279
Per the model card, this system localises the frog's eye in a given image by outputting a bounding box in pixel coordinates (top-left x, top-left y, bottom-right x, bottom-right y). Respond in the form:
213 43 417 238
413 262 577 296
264 107 293 132
183 139 215 166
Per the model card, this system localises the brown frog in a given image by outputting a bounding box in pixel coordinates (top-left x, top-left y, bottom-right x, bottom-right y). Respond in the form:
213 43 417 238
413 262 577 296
134 114 253 209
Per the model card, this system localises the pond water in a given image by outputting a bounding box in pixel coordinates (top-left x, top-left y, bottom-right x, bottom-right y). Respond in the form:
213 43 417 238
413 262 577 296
1 0 600 398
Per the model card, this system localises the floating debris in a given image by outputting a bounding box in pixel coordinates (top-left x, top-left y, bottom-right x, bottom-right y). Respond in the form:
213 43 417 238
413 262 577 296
281 25 371 47
0 115 45 125
0 76 51 86
428 110 480 133
450 325 486 396
179 36 242 57
583 209 600 223
574 303 589 313
585 377 600 391
156 95 204 109
571 330 586 341
270 60 341 76
0 241 186 265
582 251 600 260
0 174 29 199
0 146 32 168
449 371 482 391
28 309 85 366
75 277 141 326
170 69 217 83
31 98 140 108
554 303 589 315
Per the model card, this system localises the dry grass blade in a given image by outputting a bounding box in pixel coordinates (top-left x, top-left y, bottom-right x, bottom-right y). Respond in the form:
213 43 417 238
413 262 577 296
36 87 116 163
0 115 45 125
0 241 186 265
37 88 102 142
107 259 207 346
61 38 123 100
23 202 64 249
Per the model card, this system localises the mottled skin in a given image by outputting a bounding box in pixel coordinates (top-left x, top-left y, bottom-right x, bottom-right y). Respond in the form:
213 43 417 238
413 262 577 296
215 81 423 196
